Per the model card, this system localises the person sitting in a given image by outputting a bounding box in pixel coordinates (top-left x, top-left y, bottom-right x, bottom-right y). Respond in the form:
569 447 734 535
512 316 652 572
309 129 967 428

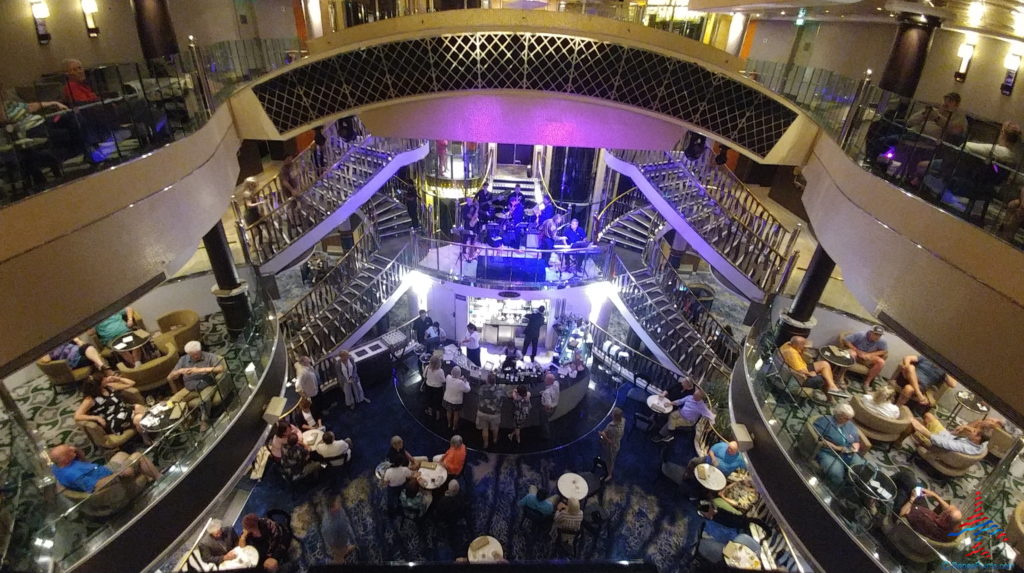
94 307 144 367
560 218 587 270
197 519 240 567
270 419 304 462
779 336 847 399
386 435 419 467
74 372 151 444
508 184 525 205
550 497 583 544
280 433 319 482
382 459 418 514
239 513 289 571
519 485 558 517
289 397 322 432
812 404 865 485
41 337 109 373
400 480 429 519
61 58 101 105
314 432 353 467
894 355 957 415
998 185 1024 242
904 93 967 145
0 81 73 187
501 342 521 370
432 480 467 523
840 325 888 386
898 484 963 543
859 386 901 420
424 320 445 353
460 196 479 230
49 443 161 493
168 341 225 432
909 412 999 456
433 434 467 476
694 440 746 479
911 120 1022 185
661 375 696 401
652 389 715 443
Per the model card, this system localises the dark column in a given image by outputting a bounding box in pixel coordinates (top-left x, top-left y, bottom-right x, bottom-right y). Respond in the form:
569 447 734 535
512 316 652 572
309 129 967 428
131 0 180 60
203 221 252 336
879 15 941 98
776 244 835 344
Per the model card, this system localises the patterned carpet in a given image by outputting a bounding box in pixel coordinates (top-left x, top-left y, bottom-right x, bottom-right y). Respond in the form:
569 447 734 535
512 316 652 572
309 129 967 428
234 367 732 572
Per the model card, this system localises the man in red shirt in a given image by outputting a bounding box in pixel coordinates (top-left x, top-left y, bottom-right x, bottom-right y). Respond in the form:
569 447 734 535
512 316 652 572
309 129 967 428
899 487 962 542
433 434 467 476
62 59 99 105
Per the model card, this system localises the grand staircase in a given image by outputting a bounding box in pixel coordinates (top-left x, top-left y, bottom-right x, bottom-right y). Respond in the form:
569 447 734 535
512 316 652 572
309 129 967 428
239 137 428 274
604 149 798 301
597 205 664 252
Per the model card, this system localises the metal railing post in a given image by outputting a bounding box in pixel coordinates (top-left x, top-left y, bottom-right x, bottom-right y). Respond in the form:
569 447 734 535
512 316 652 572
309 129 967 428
838 69 873 149
187 35 215 117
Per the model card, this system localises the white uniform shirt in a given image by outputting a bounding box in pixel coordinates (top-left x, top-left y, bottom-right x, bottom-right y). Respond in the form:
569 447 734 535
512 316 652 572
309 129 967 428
541 380 560 409
465 331 481 350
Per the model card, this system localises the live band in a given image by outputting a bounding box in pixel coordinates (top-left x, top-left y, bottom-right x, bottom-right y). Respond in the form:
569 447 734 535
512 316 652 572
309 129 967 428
456 184 594 273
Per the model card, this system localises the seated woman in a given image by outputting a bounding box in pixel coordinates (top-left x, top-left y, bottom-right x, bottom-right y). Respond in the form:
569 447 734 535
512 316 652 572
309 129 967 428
550 497 583 544
289 397 322 432
400 480 429 519
40 337 109 372
94 307 144 367
74 372 150 444
280 433 319 482
858 386 900 420
269 419 304 461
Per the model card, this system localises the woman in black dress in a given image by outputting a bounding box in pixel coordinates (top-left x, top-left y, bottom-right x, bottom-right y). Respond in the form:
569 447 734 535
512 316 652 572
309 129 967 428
74 372 150 443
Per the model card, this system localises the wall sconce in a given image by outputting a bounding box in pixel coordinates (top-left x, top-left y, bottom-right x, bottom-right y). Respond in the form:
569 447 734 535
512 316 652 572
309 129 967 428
82 0 100 37
955 42 975 82
1002 52 1022 96
30 0 50 45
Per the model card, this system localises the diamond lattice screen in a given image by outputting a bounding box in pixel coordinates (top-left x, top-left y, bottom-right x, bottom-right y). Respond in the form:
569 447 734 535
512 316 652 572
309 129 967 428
252 33 796 156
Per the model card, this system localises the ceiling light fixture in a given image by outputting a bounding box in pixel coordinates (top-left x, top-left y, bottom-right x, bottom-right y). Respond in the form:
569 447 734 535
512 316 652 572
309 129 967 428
967 1 984 27
29 1 50 44
81 0 100 37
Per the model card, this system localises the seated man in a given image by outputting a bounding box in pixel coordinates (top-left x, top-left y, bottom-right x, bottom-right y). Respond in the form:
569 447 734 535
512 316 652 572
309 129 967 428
49 443 161 493
197 519 240 567
239 513 289 571
518 485 558 517
899 485 963 543
894 355 957 415
61 58 100 105
840 325 888 385
660 375 695 402
687 440 746 479
314 431 353 467
779 336 847 399
432 480 467 522
909 412 998 456
168 340 225 432
812 404 865 485
381 461 418 514
40 337 108 372
433 434 467 476
652 389 715 443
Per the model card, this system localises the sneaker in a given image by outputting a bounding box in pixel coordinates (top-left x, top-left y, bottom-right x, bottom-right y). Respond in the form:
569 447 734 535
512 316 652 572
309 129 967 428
827 389 852 400
651 435 674 444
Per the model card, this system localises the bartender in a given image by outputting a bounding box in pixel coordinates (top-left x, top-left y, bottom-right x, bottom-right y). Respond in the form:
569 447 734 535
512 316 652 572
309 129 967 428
502 342 521 370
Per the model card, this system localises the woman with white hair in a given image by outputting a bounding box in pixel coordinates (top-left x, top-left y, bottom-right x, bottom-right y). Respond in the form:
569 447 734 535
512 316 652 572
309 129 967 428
551 497 583 544
197 518 240 566
443 366 471 431
812 403 865 485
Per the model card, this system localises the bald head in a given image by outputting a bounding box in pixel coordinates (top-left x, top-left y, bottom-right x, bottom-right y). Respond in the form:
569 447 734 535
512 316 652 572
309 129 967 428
48 445 76 467
726 441 739 455
789 336 808 350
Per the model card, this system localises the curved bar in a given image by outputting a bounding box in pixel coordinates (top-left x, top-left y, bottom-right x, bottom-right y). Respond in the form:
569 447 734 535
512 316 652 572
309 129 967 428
229 10 818 163
0 107 241 376
804 136 1024 426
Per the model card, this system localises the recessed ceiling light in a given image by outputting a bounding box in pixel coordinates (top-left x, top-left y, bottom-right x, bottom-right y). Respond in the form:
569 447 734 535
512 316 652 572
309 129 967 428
876 6 882 10
780 10 786 15
754 12 761 17
824 9 830 13
889 12 895 17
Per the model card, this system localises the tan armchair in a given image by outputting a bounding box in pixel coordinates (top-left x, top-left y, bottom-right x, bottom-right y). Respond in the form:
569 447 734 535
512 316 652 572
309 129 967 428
883 514 962 563
987 427 1018 460
1006 501 1024 553
36 358 91 393
168 372 231 413
76 388 146 455
117 342 178 393
59 473 150 518
153 310 201 355
836 331 872 381
850 394 913 445
916 442 987 477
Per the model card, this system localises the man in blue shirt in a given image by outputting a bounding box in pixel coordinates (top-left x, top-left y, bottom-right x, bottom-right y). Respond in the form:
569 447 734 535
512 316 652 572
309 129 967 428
49 444 160 493
812 404 865 485
841 325 888 385
518 485 558 517
895 354 958 415
708 441 746 477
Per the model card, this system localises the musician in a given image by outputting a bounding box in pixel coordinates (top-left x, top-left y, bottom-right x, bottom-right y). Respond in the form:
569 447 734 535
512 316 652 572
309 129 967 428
537 196 556 224
539 213 564 251
508 184 525 205
460 196 479 230
560 218 588 271
475 183 494 222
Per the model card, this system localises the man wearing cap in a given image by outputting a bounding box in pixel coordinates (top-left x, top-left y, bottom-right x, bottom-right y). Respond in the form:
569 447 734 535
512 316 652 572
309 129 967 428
907 92 967 144
841 326 888 386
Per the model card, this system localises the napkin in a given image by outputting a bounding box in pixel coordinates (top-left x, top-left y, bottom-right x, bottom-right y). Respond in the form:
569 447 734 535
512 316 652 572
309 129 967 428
469 538 490 552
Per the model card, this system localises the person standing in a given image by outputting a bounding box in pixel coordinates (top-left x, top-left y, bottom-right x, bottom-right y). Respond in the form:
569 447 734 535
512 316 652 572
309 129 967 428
412 309 432 343
508 385 531 445
598 407 624 481
321 496 357 563
334 350 370 410
462 323 481 366
522 306 546 361
295 355 322 412
422 354 446 421
475 373 503 448
443 366 472 432
539 372 560 440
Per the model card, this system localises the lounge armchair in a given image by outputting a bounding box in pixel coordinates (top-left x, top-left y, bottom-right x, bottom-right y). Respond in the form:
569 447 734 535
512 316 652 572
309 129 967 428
882 513 962 563
153 310 201 355
117 341 178 393
1006 501 1024 553
76 388 145 455
36 357 91 393
59 472 149 518
915 442 987 478
850 394 912 446
987 426 1018 460
168 372 232 414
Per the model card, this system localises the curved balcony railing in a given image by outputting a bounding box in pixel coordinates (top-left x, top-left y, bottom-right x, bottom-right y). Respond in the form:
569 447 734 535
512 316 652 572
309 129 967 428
234 136 425 267
607 149 798 296
410 232 611 290
1 278 281 572
0 38 298 208
743 58 1024 251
